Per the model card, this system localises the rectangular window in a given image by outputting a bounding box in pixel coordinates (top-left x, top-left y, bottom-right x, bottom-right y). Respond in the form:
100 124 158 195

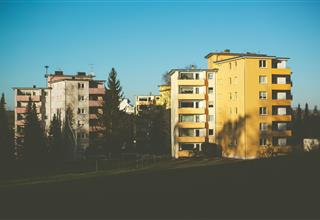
277 92 287 100
208 115 214 122
195 129 200 137
277 107 287 115
277 122 287 131
208 72 213 80
209 129 214 136
179 72 193 80
259 76 267 84
208 87 213 94
260 138 267 146
229 77 232 85
234 92 238 100
260 107 267 115
235 107 238 114
179 101 194 108
260 123 268 131
277 77 286 84
179 86 194 94
179 115 194 122
259 91 267 100
259 60 266 68
79 96 85 101
78 108 85 114
208 101 214 108
78 83 85 89
278 138 287 146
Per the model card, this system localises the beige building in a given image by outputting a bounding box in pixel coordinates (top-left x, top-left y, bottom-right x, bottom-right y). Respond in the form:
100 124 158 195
170 69 218 158
135 95 161 114
14 71 105 159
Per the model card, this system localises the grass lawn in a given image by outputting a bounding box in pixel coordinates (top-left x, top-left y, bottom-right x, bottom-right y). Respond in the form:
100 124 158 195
0 152 319 219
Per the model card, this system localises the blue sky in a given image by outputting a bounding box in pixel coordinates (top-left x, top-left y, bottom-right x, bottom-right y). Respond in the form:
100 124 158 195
0 0 320 110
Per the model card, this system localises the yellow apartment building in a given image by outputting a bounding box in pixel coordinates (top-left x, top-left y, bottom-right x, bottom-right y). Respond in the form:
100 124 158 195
206 50 292 159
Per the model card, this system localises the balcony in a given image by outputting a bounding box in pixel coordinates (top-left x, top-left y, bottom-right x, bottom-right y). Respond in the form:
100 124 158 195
89 88 105 95
177 80 205 86
89 100 103 107
272 130 292 137
271 68 291 75
176 136 206 143
178 122 206 129
177 94 205 100
178 108 205 114
272 84 291 90
16 120 25 126
272 115 291 121
16 95 40 102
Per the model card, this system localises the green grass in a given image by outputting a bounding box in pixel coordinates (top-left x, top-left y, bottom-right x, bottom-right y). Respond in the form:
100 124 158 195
0 158 239 189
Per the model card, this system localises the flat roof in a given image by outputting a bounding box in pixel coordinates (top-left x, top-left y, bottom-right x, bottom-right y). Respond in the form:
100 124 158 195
169 68 218 75
205 51 289 60
12 87 50 90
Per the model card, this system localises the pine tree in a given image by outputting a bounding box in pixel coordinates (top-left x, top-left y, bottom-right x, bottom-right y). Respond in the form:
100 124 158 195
0 93 14 162
303 103 311 138
23 98 47 163
103 68 124 155
293 104 303 148
49 113 63 162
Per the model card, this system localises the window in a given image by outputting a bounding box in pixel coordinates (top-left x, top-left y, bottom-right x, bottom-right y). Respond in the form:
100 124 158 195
234 76 238 84
259 76 267 84
259 91 267 100
78 108 85 114
195 115 200 122
195 129 200 137
260 107 267 115
277 92 286 100
180 101 194 108
229 93 232 100
78 120 84 126
277 123 287 131
209 129 214 135
179 72 194 79
208 115 214 122
208 72 214 79
79 96 85 101
208 101 214 108
260 138 267 146
78 83 85 89
278 138 287 146
277 107 287 115
259 60 266 68
229 77 232 85
195 88 199 94
179 115 194 122
234 92 238 100
208 87 213 94
277 77 286 84
235 107 238 114
260 123 268 131
179 86 193 94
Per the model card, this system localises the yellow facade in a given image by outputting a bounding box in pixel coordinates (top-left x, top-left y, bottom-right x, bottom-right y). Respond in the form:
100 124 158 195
158 84 171 109
207 52 292 159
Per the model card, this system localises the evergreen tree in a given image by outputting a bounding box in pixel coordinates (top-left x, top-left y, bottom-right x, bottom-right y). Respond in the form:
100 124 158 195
103 68 124 155
149 106 170 155
303 103 311 138
23 98 47 163
0 93 14 162
162 71 171 85
311 106 320 138
292 104 303 148
49 113 63 162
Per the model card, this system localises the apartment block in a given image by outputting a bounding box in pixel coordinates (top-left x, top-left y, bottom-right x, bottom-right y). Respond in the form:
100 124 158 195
13 71 105 159
170 69 218 158
169 50 293 159
135 95 162 114
206 50 293 159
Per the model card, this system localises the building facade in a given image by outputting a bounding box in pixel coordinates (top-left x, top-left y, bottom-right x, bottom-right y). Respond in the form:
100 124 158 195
13 71 105 159
135 95 162 114
170 51 293 159
170 69 218 158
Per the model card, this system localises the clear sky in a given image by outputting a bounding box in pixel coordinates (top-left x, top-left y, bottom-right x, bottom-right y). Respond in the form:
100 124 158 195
0 0 320 110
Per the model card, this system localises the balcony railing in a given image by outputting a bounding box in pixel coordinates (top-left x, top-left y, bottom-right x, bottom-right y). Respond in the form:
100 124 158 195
16 95 40 102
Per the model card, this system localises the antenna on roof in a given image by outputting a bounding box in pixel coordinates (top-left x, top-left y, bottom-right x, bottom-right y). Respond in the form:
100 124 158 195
88 64 95 77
